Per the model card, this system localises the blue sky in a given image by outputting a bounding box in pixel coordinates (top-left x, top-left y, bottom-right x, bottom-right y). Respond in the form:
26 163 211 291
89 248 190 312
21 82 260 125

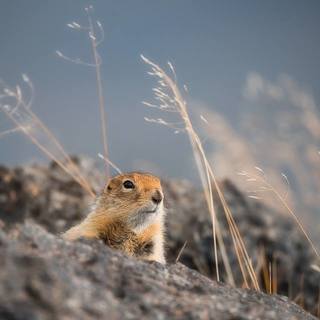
1 0 320 182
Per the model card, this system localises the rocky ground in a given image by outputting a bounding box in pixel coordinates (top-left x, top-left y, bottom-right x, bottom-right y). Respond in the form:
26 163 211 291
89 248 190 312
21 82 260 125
0 222 314 320
0 158 319 319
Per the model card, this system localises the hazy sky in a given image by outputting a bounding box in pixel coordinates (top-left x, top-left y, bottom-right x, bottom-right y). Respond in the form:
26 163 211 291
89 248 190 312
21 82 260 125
1 0 320 181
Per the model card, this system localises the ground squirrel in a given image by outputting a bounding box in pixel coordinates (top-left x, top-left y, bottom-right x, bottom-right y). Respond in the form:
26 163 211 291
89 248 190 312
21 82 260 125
63 172 166 263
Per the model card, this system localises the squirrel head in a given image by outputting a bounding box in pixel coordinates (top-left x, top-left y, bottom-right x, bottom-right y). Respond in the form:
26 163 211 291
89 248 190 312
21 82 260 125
95 172 164 230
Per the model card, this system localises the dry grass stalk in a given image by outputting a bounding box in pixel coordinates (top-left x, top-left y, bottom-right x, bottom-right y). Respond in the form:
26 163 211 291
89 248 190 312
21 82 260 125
240 167 320 260
141 54 220 281
215 218 235 286
317 287 320 318
0 79 95 198
57 6 110 178
141 55 259 289
206 163 259 289
259 247 271 293
86 7 109 179
0 126 31 139
268 262 272 294
272 257 278 294
98 153 122 175
175 240 188 263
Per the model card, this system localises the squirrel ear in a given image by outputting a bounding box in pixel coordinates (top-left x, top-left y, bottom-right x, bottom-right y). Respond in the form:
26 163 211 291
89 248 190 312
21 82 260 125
105 176 120 192
106 178 116 191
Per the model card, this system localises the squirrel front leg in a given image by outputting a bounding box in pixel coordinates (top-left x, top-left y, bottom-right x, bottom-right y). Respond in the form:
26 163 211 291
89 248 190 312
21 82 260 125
62 221 99 241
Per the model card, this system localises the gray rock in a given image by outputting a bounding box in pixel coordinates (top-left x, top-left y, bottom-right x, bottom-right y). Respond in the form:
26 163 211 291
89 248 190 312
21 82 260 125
0 222 315 320
163 179 320 316
0 158 319 317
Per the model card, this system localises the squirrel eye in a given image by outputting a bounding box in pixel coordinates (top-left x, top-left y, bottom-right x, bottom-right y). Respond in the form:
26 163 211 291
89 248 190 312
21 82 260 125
123 180 135 189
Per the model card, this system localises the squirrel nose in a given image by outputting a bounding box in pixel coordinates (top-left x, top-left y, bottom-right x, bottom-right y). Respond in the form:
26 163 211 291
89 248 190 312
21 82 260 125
151 190 163 204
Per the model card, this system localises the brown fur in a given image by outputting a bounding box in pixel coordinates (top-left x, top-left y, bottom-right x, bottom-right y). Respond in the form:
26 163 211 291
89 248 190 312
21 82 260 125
63 172 166 263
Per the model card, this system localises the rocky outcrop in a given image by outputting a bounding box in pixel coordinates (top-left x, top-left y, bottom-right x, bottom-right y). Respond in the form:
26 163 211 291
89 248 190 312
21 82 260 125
0 222 315 320
0 159 319 318
164 179 320 315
